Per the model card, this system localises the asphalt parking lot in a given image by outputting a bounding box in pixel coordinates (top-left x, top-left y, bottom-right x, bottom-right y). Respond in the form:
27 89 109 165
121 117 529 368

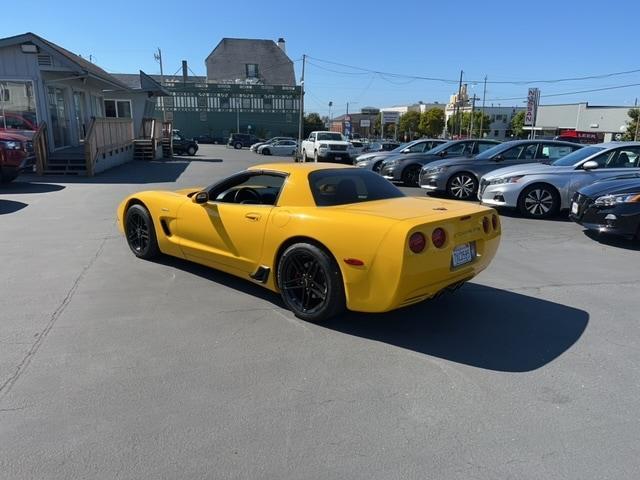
1 144 639 479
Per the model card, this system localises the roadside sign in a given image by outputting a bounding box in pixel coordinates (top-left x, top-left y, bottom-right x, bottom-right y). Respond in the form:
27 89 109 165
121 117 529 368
525 88 540 126
344 121 352 136
382 111 400 124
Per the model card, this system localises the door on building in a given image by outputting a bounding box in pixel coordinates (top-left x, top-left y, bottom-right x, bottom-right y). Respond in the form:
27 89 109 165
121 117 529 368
73 91 87 142
47 86 70 149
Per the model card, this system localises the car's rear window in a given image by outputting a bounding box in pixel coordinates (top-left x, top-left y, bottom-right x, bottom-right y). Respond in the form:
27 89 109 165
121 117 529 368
308 169 405 206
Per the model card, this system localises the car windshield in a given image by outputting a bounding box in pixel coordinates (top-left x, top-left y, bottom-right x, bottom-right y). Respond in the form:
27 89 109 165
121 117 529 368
551 146 605 166
474 142 517 160
317 132 343 141
309 169 405 206
425 141 461 154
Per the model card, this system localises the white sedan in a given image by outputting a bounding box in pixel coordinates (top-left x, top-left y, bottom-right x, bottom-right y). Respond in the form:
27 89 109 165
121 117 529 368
479 142 640 218
257 139 298 156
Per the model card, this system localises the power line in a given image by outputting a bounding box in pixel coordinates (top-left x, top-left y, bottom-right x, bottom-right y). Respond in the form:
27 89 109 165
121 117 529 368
488 82 640 102
306 55 640 86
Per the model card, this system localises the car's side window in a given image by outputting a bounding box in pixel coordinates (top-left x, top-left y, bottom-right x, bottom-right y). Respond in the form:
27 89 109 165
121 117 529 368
590 151 616 168
606 147 640 168
407 142 425 153
500 145 525 159
522 144 537 159
445 143 467 156
208 173 286 205
476 142 496 153
539 145 574 161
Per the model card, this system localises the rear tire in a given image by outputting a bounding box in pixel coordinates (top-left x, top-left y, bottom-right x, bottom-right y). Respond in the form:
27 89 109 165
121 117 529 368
302 150 308 162
234 142 242 149
277 243 345 322
125 204 160 259
518 184 560 219
402 165 421 187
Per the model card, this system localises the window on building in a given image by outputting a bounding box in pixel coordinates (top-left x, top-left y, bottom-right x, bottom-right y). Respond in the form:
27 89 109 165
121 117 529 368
0 80 38 130
285 99 293 110
104 99 132 118
242 98 251 109
494 130 499 136
263 97 272 109
246 64 259 78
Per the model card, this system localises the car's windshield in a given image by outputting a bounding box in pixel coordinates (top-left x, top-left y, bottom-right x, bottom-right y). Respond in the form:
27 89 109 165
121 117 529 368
474 142 517 160
551 146 606 166
316 132 343 141
309 169 405 206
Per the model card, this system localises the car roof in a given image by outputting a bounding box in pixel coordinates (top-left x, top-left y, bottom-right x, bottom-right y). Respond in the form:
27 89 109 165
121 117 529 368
593 141 640 148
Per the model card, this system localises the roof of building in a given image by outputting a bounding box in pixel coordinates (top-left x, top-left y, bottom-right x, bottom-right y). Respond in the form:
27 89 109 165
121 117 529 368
205 38 295 86
110 71 171 95
0 32 129 90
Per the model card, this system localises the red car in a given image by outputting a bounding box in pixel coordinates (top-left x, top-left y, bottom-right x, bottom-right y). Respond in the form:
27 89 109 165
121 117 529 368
0 131 29 183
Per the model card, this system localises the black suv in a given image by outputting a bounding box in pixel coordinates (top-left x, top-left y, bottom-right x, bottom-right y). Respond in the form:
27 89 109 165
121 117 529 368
228 133 262 149
172 131 198 156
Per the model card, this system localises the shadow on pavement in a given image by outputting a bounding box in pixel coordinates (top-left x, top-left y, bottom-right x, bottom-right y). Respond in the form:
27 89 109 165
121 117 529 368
19 160 191 185
0 181 65 194
149 255 588 372
324 283 588 372
496 208 571 223
583 229 640 251
0 199 28 215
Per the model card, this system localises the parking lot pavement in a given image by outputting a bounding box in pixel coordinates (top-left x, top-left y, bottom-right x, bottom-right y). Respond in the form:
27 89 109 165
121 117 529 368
1 144 639 479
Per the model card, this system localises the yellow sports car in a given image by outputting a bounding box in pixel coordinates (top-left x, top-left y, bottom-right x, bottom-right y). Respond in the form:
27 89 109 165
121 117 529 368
117 163 501 322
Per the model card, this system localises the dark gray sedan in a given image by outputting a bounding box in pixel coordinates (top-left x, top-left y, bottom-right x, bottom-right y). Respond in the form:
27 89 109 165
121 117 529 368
419 140 582 200
379 139 500 187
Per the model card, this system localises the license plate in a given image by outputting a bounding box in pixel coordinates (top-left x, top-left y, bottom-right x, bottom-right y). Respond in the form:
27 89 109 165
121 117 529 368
571 202 579 215
335 156 342 161
452 242 474 268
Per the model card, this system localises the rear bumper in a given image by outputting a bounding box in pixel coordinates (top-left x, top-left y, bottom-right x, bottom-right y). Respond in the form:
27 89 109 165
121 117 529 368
318 152 352 163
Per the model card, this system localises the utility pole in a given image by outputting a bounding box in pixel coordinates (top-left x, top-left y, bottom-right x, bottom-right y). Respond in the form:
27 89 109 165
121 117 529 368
634 98 639 142
479 75 487 138
154 48 164 86
297 54 306 161
469 94 476 138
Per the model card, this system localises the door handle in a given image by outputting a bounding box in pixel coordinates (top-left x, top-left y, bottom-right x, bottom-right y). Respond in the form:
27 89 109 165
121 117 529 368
245 212 261 221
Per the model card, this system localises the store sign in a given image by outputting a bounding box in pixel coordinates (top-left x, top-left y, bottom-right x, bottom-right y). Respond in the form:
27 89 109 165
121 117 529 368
360 119 371 127
525 88 540 126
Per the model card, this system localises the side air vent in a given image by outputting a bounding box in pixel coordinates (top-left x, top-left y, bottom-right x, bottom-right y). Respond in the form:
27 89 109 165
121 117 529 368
160 219 172 237
37 54 52 66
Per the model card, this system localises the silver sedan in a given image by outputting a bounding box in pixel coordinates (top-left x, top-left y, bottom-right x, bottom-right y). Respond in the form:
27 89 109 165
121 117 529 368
257 140 298 156
479 142 640 218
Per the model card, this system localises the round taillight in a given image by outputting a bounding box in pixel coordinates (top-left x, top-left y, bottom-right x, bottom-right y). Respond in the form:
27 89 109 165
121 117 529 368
492 214 499 231
482 216 490 234
409 232 426 253
431 228 446 249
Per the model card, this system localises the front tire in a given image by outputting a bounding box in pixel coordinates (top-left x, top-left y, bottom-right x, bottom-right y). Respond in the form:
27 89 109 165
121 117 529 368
234 142 242 149
0 171 18 183
262 148 271 155
518 184 560 219
277 243 345 322
402 165 421 187
314 150 319 162
372 161 383 173
302 149 308 162
125 204 160 259
447 172 478 200
187 146 196 156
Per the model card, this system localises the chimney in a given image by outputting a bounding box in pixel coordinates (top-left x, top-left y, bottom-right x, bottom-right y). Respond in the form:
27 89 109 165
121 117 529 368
182 60 188 84
277 37 286 53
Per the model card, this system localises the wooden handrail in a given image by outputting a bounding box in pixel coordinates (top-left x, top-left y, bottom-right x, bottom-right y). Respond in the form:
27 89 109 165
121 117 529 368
32 122 48 175
84 117 134 176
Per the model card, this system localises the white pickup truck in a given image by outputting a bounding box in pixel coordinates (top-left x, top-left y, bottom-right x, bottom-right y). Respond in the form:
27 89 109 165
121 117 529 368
300 131 356 164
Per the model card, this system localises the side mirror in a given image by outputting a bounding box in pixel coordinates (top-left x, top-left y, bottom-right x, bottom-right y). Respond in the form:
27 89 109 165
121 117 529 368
440 151 448 157
494 154 504 161
401 148 410 153
193 191 209 204
582 160 599 171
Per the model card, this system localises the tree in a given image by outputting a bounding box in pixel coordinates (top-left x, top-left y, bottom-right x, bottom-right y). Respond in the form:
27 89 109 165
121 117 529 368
624 108 640 141
447 111 492 138
418 108 445 138
398 111 421 140
374 116 396 138
510 111 527 139
303 112 324 137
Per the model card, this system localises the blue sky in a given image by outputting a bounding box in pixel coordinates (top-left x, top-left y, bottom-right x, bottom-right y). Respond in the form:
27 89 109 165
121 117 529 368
7 0 640 117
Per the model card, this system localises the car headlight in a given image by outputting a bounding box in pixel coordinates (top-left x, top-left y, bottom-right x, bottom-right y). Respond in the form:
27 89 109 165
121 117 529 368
594 193 640 207
488 175 524 185
385 159 400 167
422 166 449 175
356 161 369 167
319 143 329 149
0 140 22 150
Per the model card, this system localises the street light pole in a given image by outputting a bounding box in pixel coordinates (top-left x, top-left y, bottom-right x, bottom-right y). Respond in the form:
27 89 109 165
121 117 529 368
479 75 487 138
297 54 306 159
456 70 463 138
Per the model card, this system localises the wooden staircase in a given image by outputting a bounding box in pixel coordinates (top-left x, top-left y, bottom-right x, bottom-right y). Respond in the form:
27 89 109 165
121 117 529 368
44 146 87 175
133 139 155 160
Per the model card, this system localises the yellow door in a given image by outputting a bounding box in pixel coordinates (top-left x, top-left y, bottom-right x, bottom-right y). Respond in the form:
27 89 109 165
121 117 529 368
175 201 273 274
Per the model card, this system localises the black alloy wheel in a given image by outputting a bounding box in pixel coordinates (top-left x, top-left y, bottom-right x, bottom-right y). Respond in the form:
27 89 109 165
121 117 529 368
277 243 345 322
402 165 422 187
447 173 478 200
518 184 560 219
125 204 160 259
